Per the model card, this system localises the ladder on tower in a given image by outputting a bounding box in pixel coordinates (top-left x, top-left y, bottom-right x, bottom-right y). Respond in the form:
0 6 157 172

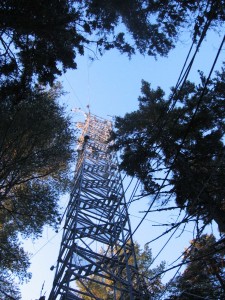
48 113 149 300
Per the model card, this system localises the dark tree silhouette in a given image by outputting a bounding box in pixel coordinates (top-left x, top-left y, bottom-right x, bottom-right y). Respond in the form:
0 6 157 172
113 65 225 234
167 235 225 299
1 0 224 84
0 83 74 298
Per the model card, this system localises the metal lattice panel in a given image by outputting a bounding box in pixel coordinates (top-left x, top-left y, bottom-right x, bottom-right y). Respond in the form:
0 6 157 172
48 114 149 300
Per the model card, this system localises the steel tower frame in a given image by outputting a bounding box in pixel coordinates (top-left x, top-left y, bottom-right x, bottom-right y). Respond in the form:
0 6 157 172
48 113 148 300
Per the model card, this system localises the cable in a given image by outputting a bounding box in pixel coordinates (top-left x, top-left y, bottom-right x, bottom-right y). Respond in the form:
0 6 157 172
110 34 225 276
129 213 193 234
86 54 92 108
30 227 63 259
138 1 216 145
182 291 212 299
154 241 225 300
117 4 219 197
159 262 183 299
126 179 141 208
130 34 225 239
50 16 224 296
63 73 85 110
112 20 219 257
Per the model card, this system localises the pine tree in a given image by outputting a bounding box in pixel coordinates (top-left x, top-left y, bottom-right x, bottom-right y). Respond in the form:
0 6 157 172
0 83 74 298
1 0 224 84
113 65 225 234
167 235 225 299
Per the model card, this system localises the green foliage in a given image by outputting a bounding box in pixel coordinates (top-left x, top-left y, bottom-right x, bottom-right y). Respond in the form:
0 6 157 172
0 1 224 297
0 0 80 84
0 272 22 300
114 65 225 233
0 237 30 299
76 242 165 299
0 83 75 298
1 0 224 84
167 234 225 299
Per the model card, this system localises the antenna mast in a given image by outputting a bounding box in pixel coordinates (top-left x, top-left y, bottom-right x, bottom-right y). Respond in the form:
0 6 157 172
49 113 148 299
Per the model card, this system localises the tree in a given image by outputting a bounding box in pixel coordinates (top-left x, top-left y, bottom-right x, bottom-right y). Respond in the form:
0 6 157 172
76 242 165 299
0 0 224 84
1 1 224 297
0 271 23 300
113 64 225 234
167 234 225 299
0 83 75 298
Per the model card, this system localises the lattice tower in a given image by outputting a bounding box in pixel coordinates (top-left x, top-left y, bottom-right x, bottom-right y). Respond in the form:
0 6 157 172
48 113 149 300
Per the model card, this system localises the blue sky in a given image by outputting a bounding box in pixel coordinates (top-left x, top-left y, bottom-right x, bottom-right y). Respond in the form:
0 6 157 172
20 30 224 299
